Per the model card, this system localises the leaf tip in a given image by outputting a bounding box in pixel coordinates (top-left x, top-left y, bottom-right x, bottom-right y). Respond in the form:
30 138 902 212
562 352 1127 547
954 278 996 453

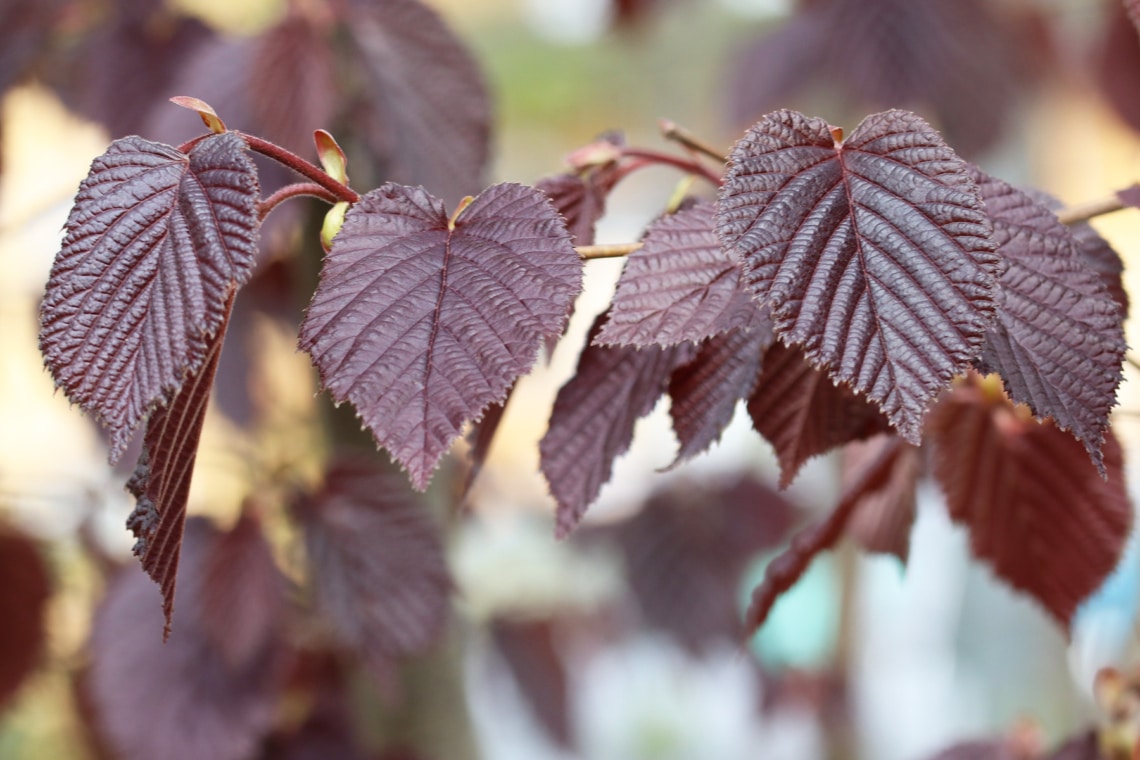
169 96 226 134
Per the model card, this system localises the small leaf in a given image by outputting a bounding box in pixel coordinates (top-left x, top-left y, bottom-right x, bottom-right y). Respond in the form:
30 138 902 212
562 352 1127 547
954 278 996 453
535 171 614 248
667 324 773 466
747 341 891 488
0 525 51 711
87 518 287 760
926 375 1132 629
719 108 999 442
843 435 920 562
599 202 765 346
170 96 226 134
971 171 1125 474
540 314 696 537
491 619 573 749
461 384 513 500
40 132 259 462
294 457 452 687
126 310 230 637
315 129 349 184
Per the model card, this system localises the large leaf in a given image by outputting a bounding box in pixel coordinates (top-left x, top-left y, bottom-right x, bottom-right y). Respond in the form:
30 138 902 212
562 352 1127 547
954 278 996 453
718 108 999 443
972 171 1125 474
599 202 765 346
747 341 890 488
87 518 287 760
926 375 1132 628
299 182 581 490
40 132 259 461
0 525 50 711
294 457 452 687
541 314 695 537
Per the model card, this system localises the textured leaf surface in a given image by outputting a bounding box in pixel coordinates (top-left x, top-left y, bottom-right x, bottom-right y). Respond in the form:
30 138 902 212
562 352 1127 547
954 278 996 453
295 458 452 686
541 315 696 537
0 526 50 710
88 518 286 760
300 182 581 490
972 172 1125 473
927 376 1132 628
747 341 890 488
719 109 999 442
126 313 228 637
667 325 772 466
535 142 622 247
40 133 259 461
843 435 920 562
600 202 766 346
1070 220 1129 318
345 0 492 202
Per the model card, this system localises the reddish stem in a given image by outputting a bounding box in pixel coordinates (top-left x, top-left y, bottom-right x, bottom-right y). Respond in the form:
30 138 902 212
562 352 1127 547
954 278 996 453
176 134 211 154
619 147 723 186
258 182 341 220
238 132 360 204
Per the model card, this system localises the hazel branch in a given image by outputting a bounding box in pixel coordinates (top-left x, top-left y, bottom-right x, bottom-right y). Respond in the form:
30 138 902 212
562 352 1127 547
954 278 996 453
238 132 360 204
576 242 643 260
1056 196 1126 226
258 182 342 220
659 119 727 164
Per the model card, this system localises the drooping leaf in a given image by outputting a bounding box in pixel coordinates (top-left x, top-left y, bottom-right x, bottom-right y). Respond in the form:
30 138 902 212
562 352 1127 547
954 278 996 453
0 525 50 711
842 435 920 562
614 475 795 650
491 618 573 749
540 315 696 537
461 384 513 500
299 182 581 490
719 108 999 443
667 324 772 466
971 171 1125 474
535 170 616 247
599 202 766 346
746 341 891 488
87 518 287 760
293 457 452 687
40 132 260 462
343 0 492 203
126 309 229 637
926 375 1132 629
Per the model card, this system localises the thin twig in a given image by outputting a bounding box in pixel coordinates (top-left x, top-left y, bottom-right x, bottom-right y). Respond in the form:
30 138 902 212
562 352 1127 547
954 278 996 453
619 147 723 186
238 132 360 204
258 182 341 220
576 242 643 260
1056 196 1126 225
659 119 727 163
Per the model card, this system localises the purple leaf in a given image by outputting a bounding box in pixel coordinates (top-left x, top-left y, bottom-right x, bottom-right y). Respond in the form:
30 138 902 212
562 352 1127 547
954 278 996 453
599 202 766 346
0 525 50 711
667 324 773 466
1127 0 1140 38
344 0 492 203
1069 220 1128 319
747 341 891 488
491 619 573 748
299 182 581 490
294 457 452 687
461 385 513 500
926 375 1132 629
540 314 696 537
842 435 920 562
718 109 999 443
972 171 1125 474
40 132 259 462
1096 2 1140 135
87 518 287 760
535 170 615 247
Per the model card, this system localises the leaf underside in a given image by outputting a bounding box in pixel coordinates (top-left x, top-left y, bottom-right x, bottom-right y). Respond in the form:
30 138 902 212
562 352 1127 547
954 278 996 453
299 182 581 490
927 377 1132 628
718 108 999 444
600 201 767 346
40 132 259 462
971 171 1125 474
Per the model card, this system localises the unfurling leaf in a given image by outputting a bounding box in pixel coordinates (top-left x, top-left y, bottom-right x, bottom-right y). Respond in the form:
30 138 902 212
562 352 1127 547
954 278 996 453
40 132 259 462
0 525 50 711
971 171 1125 474
926 375 1132 628
299 182 581 490
294 457 452 687
541 314 696 537
599 202 765 346
747 341 891 488
843 435 920 562
668 325 772 466
87 518 286 760
718 109 999 443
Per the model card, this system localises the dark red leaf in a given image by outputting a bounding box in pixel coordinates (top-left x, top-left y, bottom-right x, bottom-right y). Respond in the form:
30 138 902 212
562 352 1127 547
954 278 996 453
599 202 766 346
1069 220 1129 319
126 309 229 637
726 10 827 127
0 0 61 95
540 315 696 537
300 182 580 490
88 518 287 760
926 375 1132 629
1044 730 1100 760
0 525 50 710
1096 2 1140 134
535 170 616 247
40 132 260 462
294 457 452 686
719 109 999 443
461 385 513 500
343 0 492 203
615 475 795 650
843 435 920 562
1127 0 1140 38
667 324 773 466
1118 183 1140 210
491 619 573 748
972 171 1125 474
747 341 891 488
